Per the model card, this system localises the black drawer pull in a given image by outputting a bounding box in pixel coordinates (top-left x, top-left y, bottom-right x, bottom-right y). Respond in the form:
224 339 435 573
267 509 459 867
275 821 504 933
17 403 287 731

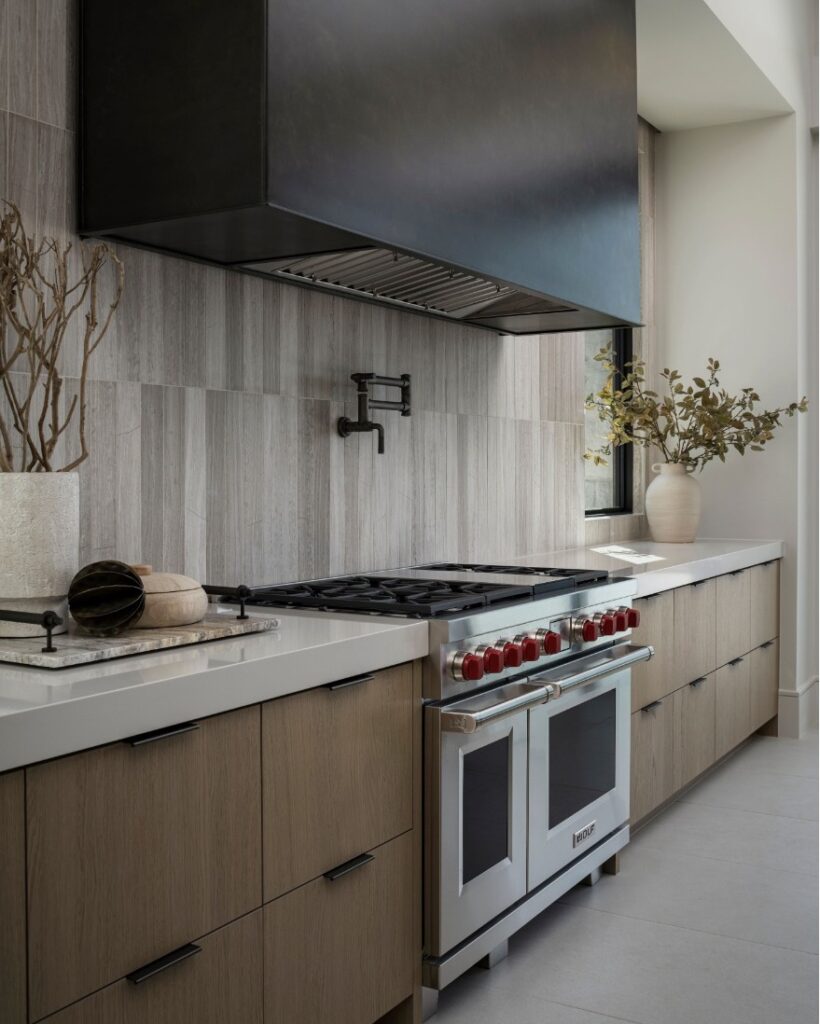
127 943 201 985
689 677 707 688
728 657 745 667
641 699 663 713
730 569 746 577
326 673 375 692
760 640 775 649
323 852 375 881
126 722 199 747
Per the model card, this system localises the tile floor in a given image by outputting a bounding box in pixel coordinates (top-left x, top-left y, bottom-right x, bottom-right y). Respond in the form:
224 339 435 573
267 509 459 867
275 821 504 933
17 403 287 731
436 731 819 1024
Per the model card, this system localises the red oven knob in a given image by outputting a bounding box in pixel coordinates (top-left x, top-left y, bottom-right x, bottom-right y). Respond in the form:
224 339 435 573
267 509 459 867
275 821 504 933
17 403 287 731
515 635 540 662
596 613 616 636
613 609 629 632
624 607 640 628
478 645 505 674
579 619 599 643
537 629 562 656
450 651 484 682
498 640 524 668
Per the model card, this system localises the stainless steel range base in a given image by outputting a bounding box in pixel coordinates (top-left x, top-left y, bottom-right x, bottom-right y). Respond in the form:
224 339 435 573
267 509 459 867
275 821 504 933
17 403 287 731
422 823 629 1002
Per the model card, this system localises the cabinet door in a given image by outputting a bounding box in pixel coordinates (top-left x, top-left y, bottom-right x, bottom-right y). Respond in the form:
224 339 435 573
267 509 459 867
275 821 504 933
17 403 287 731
630 590 675 712
673 579 716 688
715 657 751 759
0 771 25 1024
264 831 414 1024
263 663 413 901
27 707 261 1021
40 912 262 1024
751 561 780 648
715 570 752 667
750 640 779 731
630 693 681 824
679 674 716 788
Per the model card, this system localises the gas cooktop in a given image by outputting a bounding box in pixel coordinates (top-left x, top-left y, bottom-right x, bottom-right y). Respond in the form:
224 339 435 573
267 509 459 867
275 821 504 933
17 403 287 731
235 564 610 618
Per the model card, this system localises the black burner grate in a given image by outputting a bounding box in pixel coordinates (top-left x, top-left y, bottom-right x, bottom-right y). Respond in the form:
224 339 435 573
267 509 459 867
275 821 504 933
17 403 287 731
417 563 609 586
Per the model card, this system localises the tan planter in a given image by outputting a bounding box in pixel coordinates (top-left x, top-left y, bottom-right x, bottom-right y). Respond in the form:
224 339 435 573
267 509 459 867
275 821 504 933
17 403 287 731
0 473 80 636
645 463 701 543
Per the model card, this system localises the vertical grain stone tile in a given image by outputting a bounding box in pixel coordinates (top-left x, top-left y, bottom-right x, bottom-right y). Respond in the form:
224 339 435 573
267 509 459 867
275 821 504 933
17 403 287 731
410 412 449 564
513 334 540 420
379 408 414 568
260 280 281 396
332 295 367 403
386 308 446 413
515 419 542 555
225 272 264 394
205 389 240 583
337 398 373 573
0 110 8 207
160 257 206 388
36 122 72 239
445 325 489 416
541 422 585 552
487 333 516 418
296 288 338 401
327 399 347 575
610 512 647 543
487 417 517 561
454 415 488 560
540 332 585 423
182 388 207 580
0 0 8 113
270 281 299 396
201 263 228 390
296 399 332 579
7 0 36 119
37 0 73 129
584 516 611 547
6 113 37 226
262 394 300 583
103 245 164 385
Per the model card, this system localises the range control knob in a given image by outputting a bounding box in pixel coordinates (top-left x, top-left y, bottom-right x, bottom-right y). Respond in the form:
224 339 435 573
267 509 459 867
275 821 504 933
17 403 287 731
621 606 640 628
577 618 599 643
536 628 563 655
476 644 505 674
595 612 616 636
497 639 524 668
514 634 541 662
450 651 484 682
613 609 629 632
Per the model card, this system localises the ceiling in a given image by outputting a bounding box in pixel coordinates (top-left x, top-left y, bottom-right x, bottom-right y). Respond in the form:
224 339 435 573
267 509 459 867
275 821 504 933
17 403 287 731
635 0 792 131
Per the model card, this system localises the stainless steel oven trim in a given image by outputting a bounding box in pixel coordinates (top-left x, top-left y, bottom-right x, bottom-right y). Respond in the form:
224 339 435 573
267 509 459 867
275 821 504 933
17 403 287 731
425 704 529 957
529 642 653 692
440 681 550 733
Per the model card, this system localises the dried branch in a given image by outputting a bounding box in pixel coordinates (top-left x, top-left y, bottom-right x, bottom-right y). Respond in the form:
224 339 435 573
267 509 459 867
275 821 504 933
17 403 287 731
0 201 124 472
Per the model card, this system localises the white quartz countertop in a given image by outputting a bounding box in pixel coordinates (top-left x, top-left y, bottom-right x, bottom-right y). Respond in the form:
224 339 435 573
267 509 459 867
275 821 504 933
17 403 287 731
508 538 784 598
0 607 429 773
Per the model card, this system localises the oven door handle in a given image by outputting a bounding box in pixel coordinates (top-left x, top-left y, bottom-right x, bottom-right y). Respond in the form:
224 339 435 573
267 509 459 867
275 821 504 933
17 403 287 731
440 683 550 734
533 642 654 697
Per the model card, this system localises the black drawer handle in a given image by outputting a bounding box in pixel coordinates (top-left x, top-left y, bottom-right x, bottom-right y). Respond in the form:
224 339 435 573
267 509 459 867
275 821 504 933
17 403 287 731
326 673 375 692
125 722 199 747
127 943 201 985
730 569 746 577
728 657 745 667
323 852 375 881
689 677 707 688
641 699 663 713
760 640 775 649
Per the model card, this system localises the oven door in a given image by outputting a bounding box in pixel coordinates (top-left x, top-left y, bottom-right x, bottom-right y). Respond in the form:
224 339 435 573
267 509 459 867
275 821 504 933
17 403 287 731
527 643 652 890
425 681 549 957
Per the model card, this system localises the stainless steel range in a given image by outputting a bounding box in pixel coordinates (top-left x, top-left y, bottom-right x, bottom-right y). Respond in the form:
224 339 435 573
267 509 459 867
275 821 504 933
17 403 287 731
235 562 653 1011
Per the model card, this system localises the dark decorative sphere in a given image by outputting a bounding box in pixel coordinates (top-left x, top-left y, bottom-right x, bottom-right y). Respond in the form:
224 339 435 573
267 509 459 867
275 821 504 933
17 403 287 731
68 561 146 636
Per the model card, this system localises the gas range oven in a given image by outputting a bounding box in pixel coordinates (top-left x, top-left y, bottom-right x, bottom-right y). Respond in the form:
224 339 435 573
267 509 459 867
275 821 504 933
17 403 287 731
231 563 653 1006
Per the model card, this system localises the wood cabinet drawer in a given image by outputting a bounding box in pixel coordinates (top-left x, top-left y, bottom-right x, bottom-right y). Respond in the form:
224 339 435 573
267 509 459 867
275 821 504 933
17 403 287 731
751 561 779 648
630 693 681 824
0 771 25 1024
715 657 751 759
630 590 674 711
263 663 413 900
41 911 262 1024
673 579 716 688
715 570 751 667
27 706 262 1021
750 640 779 731
679 673 716 788
264 831 414 1024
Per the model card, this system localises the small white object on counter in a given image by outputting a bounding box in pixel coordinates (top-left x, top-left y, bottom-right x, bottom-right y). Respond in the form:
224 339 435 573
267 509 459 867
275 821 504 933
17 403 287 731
0 607 429 773
509 538 783 597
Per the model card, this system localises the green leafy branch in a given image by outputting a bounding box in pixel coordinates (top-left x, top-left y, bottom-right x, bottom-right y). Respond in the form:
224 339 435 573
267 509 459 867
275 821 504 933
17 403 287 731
584 348 808 472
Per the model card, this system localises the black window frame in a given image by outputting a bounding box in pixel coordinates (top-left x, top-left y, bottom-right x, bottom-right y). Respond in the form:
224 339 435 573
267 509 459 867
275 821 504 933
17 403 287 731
585 327 634 517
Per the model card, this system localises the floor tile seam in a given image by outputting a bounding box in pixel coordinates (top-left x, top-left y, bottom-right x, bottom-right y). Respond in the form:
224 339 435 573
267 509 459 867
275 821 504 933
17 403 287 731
674 796 818 824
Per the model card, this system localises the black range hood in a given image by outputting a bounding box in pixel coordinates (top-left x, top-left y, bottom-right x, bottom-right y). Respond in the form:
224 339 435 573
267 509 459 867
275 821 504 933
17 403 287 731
80 0 640 335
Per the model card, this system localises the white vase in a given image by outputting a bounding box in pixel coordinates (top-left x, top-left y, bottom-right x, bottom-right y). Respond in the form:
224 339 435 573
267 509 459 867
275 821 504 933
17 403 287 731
0 473 80 637
645 463 701 543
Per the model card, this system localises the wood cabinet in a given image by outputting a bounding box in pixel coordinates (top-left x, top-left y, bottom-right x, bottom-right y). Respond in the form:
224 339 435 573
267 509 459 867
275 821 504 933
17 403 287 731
672 579 716 688
630 590 674 713
0 771 26 1024
27 706 262 1021
630 693 681 823
715 570 751 667
751 561 780 648
262 663 414 901
678 673 716 788
41 912 263 1024
715 657 751 759
264 831 415 1024
750 640 779 731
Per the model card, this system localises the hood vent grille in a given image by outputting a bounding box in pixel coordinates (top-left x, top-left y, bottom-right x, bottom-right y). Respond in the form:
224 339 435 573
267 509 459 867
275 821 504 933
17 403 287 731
244 248 575 324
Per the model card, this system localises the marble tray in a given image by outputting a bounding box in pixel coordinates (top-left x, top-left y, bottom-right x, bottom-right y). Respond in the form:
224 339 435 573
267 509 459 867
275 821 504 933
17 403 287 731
0 613 278 669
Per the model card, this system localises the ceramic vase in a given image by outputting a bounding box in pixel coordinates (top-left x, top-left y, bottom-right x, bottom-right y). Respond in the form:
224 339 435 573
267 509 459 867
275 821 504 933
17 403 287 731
0 473 80 637
644 462 701 543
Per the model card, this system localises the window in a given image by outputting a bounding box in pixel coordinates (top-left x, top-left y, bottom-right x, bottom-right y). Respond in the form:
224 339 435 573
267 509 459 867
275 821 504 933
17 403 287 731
584 328 633 515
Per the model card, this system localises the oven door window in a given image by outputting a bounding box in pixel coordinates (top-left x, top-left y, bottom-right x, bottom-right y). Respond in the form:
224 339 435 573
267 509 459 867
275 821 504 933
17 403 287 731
549 689 616 829
462 735 510 883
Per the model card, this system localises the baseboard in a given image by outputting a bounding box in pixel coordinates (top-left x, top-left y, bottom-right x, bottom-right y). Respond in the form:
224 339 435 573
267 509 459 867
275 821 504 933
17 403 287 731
778 676 819 737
